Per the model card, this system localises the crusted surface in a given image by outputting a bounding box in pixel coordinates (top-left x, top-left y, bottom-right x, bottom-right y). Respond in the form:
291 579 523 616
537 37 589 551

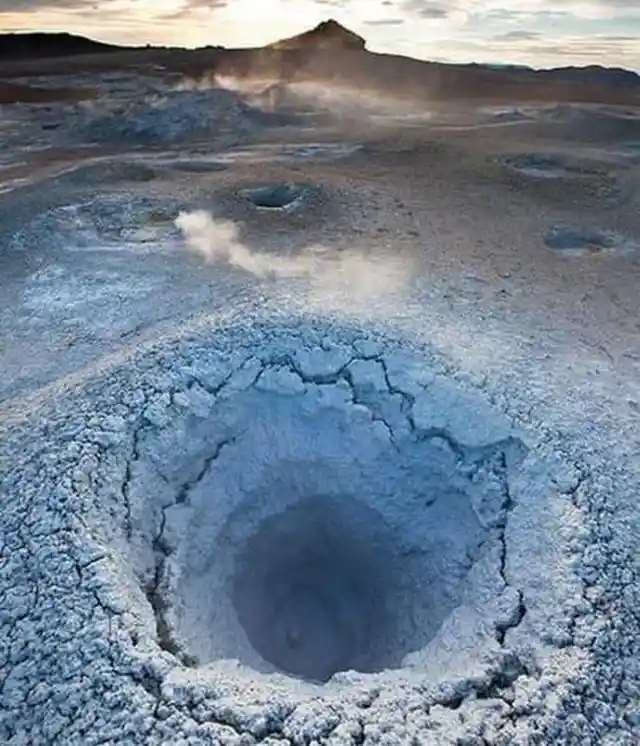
1 321 637 745
0 70 639 745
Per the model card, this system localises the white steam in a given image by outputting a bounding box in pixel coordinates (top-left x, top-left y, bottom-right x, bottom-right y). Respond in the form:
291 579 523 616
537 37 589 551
177 74 432 122
174 210 319 278
174 209 412 301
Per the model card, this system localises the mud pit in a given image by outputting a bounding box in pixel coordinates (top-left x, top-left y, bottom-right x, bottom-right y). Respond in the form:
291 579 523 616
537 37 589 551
502 153 604 180
131 346 523 684
244 183 308 209
11 194 185 252
543 224 635 256
4 318 605 745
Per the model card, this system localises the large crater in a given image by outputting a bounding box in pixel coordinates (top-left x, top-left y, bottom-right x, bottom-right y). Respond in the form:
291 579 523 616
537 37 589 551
120 334 529 685
1 323 599 743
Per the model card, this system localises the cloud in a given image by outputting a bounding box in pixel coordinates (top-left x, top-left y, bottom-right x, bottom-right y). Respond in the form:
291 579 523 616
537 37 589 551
519 34 640 59
167 0 228 8
397 0 469 24
493 30 541 41
154 0 228 21
467 0 640 20
363 17 405 26
386 0 640 23
0 0 228 14
0 0 98 9
399 1 454 19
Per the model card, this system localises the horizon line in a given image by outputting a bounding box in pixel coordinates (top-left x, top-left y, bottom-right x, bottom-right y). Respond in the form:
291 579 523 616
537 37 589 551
1 27 639 77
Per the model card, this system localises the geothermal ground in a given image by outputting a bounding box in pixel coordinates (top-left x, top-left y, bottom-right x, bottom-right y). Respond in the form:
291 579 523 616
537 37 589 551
0 62 639 746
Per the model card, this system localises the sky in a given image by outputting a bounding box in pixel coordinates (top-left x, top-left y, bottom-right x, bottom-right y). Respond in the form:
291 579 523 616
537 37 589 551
0 0 639 71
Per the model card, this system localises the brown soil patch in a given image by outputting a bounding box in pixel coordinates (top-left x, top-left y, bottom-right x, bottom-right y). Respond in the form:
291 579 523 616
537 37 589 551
0 80 95 104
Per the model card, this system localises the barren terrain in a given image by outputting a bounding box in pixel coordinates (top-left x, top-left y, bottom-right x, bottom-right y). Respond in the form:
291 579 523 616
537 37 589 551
0 28 639 746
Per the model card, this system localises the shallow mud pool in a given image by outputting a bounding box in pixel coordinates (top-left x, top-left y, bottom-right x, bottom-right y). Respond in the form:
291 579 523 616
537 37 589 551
543 225 636 257
0 75 639 746
502 153 600 179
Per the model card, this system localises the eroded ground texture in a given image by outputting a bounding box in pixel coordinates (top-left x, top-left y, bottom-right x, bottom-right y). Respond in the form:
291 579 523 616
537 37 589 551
0 69 639 746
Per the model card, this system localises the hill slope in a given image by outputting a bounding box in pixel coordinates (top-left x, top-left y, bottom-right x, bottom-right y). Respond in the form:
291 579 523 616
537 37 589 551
210 20 639 106
0 22 637 104
268 19 366 52
0 32 136 60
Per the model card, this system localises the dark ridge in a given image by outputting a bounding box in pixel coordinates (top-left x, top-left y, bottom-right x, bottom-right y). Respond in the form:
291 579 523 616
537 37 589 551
0 21 637 106
268 19 366 52
469 61 640 89
0 31 142 60
539 65 640 90
211 48 640 107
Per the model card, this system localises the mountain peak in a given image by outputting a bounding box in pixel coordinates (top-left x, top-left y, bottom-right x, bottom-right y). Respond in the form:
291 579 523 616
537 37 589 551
269 19 366 52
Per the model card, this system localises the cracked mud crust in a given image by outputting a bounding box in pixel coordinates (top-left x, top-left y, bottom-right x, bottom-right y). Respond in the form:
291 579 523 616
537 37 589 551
0 73 639 746
1 319 637 746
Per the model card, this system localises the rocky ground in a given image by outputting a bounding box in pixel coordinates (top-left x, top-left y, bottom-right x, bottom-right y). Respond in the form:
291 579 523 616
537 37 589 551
0 61 638 746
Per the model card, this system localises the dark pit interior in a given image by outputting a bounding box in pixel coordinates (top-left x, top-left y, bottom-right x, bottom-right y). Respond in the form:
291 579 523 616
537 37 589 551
244 183 306 209
229 496 403 682
160 391 497 682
